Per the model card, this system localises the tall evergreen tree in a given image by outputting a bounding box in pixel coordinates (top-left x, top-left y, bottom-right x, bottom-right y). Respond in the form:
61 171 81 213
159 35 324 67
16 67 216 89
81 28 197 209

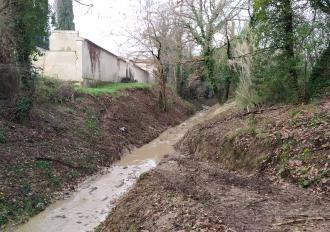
56 0 75 30
251 0 304 102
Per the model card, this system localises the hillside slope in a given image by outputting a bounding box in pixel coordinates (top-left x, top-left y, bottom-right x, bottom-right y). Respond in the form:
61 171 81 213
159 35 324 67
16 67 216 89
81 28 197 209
0 86 193 227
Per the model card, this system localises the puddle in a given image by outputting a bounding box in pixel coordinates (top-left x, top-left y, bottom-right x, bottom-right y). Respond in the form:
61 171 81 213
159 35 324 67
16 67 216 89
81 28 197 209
14 103 231 232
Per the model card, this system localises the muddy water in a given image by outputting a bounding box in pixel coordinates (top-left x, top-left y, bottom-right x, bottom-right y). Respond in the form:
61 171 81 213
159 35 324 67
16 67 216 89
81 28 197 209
15 103 232 232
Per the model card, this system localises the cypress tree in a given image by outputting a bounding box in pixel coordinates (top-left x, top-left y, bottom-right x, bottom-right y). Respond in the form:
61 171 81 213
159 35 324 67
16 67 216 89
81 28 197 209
56 0 75 30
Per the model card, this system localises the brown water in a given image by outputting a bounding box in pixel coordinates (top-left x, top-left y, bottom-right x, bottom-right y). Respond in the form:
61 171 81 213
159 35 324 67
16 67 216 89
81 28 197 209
13 103 233 232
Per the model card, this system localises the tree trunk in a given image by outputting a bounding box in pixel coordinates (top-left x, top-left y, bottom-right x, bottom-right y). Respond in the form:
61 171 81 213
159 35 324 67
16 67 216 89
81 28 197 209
224 76 231 101
175 63 183 96
203 45 218 101
283 0 298 92
157 64 167 112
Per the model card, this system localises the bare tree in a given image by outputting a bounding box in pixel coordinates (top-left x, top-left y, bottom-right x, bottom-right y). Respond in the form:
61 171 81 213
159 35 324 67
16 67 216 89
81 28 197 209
178 0 247 100
131 1 178 111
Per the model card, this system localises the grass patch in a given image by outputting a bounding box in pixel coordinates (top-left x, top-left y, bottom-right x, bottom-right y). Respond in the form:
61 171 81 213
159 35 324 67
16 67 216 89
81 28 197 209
0 194 47 227
78 83 150 97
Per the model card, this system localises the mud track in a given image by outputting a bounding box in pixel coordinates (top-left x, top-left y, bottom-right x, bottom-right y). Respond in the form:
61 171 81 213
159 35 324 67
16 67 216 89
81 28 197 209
99 156 330 232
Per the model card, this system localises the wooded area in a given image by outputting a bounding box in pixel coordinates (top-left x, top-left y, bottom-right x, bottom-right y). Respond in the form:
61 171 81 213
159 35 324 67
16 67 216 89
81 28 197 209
0 0 329 115
0 1 329 230
134 0 329 109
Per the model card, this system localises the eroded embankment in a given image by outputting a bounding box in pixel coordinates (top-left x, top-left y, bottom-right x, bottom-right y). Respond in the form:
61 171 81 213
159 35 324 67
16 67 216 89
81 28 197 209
177 98 330 191
0 87 193 227
98 99 330 232
14 100 218 232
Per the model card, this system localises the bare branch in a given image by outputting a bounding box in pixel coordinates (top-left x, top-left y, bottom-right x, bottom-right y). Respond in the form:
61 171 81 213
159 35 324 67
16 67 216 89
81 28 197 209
73 0 93 7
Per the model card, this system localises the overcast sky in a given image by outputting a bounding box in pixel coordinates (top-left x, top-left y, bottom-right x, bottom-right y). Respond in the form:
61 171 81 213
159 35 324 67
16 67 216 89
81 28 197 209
50 0 248 57
50 0 143 56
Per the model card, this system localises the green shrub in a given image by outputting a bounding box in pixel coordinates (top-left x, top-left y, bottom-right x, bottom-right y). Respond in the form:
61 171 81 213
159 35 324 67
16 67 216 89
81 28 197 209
252 52 301 104
15 97 33 121
35 77 75 103
309 44 330 99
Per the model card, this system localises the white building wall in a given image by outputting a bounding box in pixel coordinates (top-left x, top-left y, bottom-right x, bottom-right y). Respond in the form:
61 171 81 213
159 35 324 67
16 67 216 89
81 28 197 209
129 62 151 83
35 50 82 82
82 41 150 83
118 59 128 80
82 40 121 82
35 31 151 84
49 30 79 51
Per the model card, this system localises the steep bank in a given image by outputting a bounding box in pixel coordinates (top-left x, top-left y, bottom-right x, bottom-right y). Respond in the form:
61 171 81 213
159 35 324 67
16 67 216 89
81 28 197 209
98 99 330 232
177 97 330 191
0 86 193 227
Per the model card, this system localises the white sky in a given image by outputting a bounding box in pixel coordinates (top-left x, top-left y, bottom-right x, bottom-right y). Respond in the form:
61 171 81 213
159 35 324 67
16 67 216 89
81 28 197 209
50 0 143 57
49 0 248 58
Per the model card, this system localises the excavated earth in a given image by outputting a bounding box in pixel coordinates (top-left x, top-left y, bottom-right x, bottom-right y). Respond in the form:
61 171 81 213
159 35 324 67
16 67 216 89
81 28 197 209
98 98 330 232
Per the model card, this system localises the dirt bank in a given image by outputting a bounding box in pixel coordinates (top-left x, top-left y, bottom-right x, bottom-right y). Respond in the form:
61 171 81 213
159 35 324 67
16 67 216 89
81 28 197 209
177 98 330 192
98 99 330 232
0 87 193 227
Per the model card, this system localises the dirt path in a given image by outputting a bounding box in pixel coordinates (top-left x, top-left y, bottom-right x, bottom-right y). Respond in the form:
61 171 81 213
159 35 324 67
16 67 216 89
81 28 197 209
12 104 227 232
98 155 330 232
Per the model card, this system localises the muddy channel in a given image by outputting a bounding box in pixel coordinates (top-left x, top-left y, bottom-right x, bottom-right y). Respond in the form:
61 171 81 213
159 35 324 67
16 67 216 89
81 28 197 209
13 103 232 232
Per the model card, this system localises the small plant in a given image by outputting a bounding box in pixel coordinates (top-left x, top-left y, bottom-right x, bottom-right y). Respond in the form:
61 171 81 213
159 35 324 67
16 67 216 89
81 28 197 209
277 165 290 178
248 116 258 136
299 179 311 188
138 172 150 181
250 127 257 137
0 128 6 143
0 200 15 226
36 77 75 103
291 108 301 118
308 117 318 128
298 147 310 161
85 111 100 138
62 106 74 114
22 194 47 217
15 97 33 121
45 172 60 187
34 160 61 187
126 225 137 232
35 160 50 171
68 170 80 179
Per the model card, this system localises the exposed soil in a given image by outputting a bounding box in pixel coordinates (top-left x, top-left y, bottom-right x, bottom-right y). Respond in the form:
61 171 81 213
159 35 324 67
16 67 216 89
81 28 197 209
178 98 330 192
98 98 330 232
98 156 330 232
0 88 193 227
